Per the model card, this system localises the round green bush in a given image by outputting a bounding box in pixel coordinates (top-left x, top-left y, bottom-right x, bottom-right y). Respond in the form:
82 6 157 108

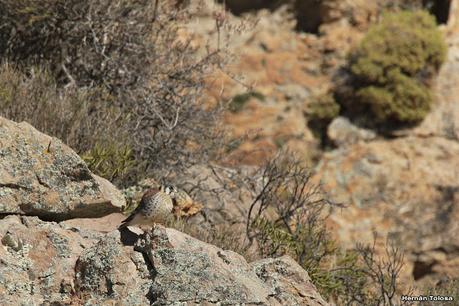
350 10 447 123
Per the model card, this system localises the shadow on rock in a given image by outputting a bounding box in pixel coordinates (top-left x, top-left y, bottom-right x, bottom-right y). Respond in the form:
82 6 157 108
118 227 140 246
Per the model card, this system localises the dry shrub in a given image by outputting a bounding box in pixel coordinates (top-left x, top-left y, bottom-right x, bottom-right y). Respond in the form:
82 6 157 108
425 278 459 305
243 151 406 304
0 63 126 152
0 62 136 183
150 150 408 304
0 1 230 186
245 151 345 296
348 238 407 306
0 0 155 91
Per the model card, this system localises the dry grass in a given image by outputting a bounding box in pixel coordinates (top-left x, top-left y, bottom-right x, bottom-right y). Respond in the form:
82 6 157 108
0 1 233 186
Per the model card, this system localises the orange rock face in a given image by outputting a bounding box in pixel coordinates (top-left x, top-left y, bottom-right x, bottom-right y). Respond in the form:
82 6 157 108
314 136 459 287
185 0 459 289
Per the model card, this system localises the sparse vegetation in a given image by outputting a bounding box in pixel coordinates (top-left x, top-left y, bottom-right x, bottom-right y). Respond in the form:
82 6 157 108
0 63 126 153
241 152 406 303
0 63 135 184
348 10 447 124
0 1 227 186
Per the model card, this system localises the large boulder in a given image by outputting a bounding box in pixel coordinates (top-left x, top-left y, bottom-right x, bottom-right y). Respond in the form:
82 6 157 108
0 117 125 220
314 136 459 286
327 116 376 147
252 256 329 306
0 215 328 305
76 226 328 305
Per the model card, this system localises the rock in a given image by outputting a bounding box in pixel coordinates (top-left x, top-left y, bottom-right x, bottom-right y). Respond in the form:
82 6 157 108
74 231 151 305
0 117 125 220
60 213 126 233
252 256 329 306
134 226 271 305
314 136 459 286
76 226 328 305
318 0 380 29
223 96 317 166
0 215 103 305
0 215 328 305
327 116 377 147
186 3 325 166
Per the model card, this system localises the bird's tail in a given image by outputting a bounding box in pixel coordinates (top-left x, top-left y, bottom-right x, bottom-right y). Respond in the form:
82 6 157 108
118 215 133 230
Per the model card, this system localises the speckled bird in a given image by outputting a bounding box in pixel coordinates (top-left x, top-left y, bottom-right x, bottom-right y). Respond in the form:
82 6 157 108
118 185 178 229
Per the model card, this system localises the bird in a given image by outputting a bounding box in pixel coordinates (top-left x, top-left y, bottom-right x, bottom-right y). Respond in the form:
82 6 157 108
118 184 178 229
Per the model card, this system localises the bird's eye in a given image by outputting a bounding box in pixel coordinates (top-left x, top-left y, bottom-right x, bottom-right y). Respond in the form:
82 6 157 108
165 185 175 194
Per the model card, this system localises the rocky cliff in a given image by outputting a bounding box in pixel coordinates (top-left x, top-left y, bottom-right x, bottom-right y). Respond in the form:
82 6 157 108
183 0 459 290
315 0 459 288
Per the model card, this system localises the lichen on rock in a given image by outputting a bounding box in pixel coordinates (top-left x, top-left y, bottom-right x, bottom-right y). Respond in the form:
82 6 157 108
0 116 125 220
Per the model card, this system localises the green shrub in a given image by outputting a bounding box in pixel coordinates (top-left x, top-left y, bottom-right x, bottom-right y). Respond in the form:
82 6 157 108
82 143 136 182
350 10 447 124
306 93 340 122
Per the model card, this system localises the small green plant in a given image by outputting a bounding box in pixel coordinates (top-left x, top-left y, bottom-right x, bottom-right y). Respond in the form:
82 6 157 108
229 91 265 113
350 10 447 124
82 143 136 182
